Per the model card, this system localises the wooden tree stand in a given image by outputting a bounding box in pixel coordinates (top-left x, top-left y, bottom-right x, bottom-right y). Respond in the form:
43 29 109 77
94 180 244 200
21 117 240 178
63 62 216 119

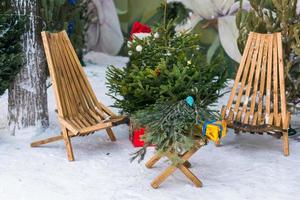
145 139 206 189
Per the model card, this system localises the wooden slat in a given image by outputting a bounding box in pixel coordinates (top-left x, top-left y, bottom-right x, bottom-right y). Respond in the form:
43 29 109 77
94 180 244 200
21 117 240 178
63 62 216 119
59 117 80 135
226 32 255 113
57 33 94 114
248 35 265 124
88 109 103 122
52 34 77 118
265 34 273 124
252 111 258 125
69 118 83 129
256 35 269 126
77 113 92 127
240 34 262 123
275 113 282 127
277 33 288 129
83 112 98 125
80 122 113 134
56 34 88 116
42 32 65 118
273 33 279 124
60 32 107 115
236 110 242 122
233 33 260 114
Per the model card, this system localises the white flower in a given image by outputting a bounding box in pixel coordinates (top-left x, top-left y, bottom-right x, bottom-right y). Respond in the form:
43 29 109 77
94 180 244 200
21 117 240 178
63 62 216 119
136 45 143 52
187 60 192 65
128 51 132 56
175 32 182 37
127 41 132 48
154 32 160 39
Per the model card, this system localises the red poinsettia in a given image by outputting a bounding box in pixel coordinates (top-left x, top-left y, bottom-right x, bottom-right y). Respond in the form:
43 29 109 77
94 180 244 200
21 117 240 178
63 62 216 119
130 22 152 40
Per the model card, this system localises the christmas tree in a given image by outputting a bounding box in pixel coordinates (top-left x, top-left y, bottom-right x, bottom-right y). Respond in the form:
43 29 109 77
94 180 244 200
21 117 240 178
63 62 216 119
106 2 227 161
107 22 227 114
0 1 25 95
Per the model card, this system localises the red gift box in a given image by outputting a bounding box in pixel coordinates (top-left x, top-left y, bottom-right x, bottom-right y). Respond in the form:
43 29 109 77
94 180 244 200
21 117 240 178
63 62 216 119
131 127 146 147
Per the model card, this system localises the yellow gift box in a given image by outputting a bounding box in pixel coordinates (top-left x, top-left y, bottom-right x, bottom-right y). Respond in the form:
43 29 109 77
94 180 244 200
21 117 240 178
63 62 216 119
202 120 227 143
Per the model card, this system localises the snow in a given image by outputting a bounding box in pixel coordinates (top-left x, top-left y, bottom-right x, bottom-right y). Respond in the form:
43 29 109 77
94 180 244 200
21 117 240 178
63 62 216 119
1 52 300 200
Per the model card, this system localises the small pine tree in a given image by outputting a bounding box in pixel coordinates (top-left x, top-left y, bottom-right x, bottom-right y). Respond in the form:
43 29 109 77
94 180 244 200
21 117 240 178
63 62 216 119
106 22 227 114
106 12 227 161
0 2 25 95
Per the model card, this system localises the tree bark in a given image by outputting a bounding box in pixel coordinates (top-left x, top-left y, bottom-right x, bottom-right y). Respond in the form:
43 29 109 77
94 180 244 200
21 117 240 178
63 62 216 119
9 0 49 134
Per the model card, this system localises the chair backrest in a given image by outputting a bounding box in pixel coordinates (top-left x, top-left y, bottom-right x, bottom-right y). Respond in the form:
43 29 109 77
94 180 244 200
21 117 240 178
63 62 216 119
222 32 288 129
41 31 111 121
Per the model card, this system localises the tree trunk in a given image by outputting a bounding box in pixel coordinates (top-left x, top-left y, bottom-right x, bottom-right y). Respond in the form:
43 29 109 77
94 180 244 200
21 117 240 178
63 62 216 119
9 0 49 134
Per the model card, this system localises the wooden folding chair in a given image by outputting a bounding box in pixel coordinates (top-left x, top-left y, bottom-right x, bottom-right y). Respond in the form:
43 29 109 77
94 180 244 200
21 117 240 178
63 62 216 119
31 31 128 161
145 138 206 189
221 32 290 156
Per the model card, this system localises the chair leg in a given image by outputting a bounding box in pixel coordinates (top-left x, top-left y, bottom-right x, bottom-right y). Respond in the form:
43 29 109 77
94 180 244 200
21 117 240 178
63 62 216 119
62 129 75 161
106 128 117 142
31 135 63 147
282 131 289 156
145 153 162 169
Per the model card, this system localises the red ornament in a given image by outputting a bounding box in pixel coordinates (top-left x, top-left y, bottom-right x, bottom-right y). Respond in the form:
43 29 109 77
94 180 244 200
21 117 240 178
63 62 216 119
131 127 146 147
130 22 152 40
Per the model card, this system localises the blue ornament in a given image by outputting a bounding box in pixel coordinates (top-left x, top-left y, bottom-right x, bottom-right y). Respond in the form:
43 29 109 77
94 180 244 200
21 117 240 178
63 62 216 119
185 96 194 107
67 21 75 37
67 0 77 5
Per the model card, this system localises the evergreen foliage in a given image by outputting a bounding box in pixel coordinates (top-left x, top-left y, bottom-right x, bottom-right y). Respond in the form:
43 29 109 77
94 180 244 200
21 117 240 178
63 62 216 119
107 22 227 114
131 99 220 162
237 0 300 107
40 0 90 60
0 1 25 95
107 11 227 161
147 2 190 29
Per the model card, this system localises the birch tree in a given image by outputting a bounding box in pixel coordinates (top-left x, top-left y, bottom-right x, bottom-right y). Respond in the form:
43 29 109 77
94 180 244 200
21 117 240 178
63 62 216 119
9 0 49 134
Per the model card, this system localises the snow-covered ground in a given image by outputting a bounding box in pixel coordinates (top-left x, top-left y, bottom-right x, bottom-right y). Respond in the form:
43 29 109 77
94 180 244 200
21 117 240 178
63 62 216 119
0 52 300 200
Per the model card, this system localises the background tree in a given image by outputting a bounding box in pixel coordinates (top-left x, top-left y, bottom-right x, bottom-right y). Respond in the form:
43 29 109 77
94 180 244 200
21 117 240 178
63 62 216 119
39 0 89 61
9 0 49 134
0 1 25 96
